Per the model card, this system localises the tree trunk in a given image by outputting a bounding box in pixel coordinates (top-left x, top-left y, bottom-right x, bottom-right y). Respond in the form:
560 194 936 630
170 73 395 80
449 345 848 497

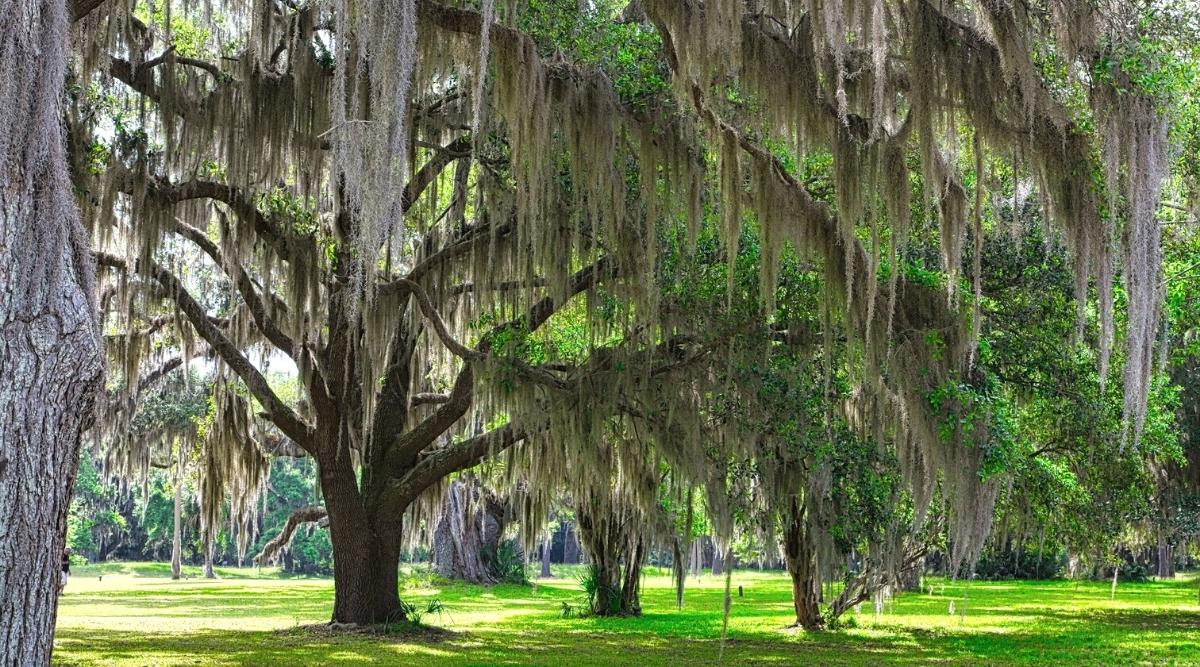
783 500 824 631
322 458 404 625
672 537 685 608
576 500 643 617
898 562 922 592
431 477 504 584
0 1 105 663
203 536 216 579
1157 530 1174 579
563 522 580 564
171 449 183 580
539 532 553 578
711 543 725 575
619 537 644 616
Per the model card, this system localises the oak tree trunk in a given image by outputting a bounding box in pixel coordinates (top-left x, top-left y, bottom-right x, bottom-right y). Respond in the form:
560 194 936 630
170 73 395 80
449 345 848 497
321 457 404 625
576 503 643 617
0 0 104 663
203 536 216 579
711 543 725 575
432 478 504 584
783 501 824 631
619 537 644 616
1157 530 1174 579
539 533 553 578
563 522 580 564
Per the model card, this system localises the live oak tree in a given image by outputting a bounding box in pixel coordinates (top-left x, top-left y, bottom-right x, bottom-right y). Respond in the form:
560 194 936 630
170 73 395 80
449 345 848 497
77 0 720 626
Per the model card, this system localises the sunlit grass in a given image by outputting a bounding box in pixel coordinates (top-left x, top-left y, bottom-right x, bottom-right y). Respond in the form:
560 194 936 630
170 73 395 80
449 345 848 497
54 563 1200 665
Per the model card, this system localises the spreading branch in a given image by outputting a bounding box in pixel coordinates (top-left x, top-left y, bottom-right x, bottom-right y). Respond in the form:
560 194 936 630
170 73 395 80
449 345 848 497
252 506 328 565
97 252 316 450
169 216 298 359
382 423 526 517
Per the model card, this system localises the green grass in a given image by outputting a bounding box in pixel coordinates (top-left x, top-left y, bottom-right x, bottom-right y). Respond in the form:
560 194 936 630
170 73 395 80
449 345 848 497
54 563 1200 665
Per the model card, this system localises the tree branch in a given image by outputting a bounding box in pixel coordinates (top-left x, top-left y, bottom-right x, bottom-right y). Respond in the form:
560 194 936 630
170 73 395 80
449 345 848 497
252 506 328 565
382 423 526 517
387 279 481 361
381 255 618 472
169 216 298 359
98 252 316 450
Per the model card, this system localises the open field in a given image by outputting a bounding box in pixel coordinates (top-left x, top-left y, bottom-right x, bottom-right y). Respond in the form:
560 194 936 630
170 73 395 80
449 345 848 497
53 563 1200 665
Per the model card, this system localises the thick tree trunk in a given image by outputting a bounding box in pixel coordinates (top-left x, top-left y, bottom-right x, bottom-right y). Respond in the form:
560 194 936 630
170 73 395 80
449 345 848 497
711 543 725 576
619 537 644 616
898 562 922 592
322 458 404 625
783 501 824 631
1157 530 1175 579
576 501 643 617
539 533 553 578
0 1 104 663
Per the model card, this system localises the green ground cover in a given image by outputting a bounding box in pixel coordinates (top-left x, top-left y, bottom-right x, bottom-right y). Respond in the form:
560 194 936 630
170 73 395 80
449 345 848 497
54 563 1200 665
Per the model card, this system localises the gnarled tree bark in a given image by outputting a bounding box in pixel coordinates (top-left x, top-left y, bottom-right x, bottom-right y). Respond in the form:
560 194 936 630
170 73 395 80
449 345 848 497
432 477 506 584
0 0 104 663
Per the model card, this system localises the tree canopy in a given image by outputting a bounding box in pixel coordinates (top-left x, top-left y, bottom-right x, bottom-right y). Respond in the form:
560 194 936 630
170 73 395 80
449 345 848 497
4 0 1198 655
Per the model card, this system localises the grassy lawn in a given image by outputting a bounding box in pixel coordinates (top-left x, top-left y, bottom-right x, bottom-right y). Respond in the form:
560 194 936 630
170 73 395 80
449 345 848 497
54 562 1200 665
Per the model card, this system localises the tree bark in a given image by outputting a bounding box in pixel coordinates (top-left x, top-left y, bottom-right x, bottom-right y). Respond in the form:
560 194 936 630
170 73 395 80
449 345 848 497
783 500 824 631
171 448 183 580
619 537 644 616
1157 529 1174 579
672 537 685 608
711 543 725 576
0 0 104 663
431 477 504 584
203 536 216 579
576 500 643 617
321 454 404 625
539 532 553 578
563 522 580 564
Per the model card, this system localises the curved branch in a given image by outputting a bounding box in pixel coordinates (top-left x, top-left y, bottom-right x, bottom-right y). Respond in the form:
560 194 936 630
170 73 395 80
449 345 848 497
387 279 481 361
71 0 107 21
144 177 294 255
252 506 328 565
382 423 526 517
402 135 473 212
122 254 316 450
381 255 619 471
169 216 297 359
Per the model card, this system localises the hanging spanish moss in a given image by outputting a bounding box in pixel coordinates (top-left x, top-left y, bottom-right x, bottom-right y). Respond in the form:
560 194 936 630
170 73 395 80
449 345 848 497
197 378 271 562
69 0 1183 628
330 0 419 306
1096 91 1170 446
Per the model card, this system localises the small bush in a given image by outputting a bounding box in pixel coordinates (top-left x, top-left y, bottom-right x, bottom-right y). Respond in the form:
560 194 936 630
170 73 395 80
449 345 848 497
577 566 619 615
490 539 529 584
